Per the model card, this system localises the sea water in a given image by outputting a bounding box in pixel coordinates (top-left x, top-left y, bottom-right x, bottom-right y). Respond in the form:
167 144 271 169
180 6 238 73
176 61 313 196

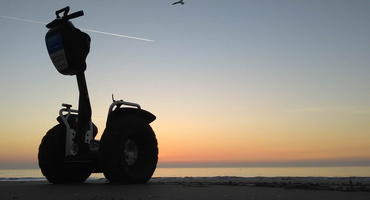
1 166 370 181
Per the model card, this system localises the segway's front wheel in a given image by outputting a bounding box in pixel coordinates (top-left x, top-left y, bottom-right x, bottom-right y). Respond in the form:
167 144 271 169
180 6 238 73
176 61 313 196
38 124 91 183
100 116 158 184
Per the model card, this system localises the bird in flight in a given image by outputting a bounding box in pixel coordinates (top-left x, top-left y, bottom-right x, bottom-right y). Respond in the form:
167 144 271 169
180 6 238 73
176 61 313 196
172 0 185 5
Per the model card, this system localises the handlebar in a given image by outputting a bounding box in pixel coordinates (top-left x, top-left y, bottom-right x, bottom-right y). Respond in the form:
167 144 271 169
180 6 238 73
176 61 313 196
55 6 70 18
46 6 84 28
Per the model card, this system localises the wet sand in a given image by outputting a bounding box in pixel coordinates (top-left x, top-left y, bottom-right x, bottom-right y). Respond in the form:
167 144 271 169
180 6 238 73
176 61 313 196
1 177 370 200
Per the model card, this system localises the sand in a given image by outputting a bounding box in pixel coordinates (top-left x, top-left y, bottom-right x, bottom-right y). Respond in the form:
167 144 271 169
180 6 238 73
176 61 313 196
1 177 370 200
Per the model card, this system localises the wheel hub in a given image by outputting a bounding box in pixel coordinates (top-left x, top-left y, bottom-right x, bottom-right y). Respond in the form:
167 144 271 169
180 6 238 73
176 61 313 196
124 139 138 166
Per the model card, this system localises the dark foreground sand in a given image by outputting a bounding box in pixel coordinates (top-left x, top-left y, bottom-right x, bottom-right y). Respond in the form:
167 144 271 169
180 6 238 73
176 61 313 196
1 177 370 200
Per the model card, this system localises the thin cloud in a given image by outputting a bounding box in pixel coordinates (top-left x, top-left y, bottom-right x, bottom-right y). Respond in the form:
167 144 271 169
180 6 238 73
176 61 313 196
289 106 370 114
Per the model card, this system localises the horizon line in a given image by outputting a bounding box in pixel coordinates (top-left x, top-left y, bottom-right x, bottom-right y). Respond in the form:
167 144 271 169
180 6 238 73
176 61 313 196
2 160 370 170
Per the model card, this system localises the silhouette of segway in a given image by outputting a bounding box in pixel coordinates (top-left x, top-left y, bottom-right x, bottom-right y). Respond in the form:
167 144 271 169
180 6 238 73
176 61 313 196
38 6 158 184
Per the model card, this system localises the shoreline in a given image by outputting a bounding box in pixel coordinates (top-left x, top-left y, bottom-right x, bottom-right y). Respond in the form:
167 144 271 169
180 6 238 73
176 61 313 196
150 176 370 192
1 178 370 200
1 176 370 191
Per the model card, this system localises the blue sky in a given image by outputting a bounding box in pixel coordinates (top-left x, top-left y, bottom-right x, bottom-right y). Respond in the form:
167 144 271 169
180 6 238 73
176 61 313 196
1 0 370 169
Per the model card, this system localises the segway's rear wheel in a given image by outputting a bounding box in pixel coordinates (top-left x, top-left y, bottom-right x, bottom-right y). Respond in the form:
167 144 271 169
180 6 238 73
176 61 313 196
100 116 158 184
38 124 91 183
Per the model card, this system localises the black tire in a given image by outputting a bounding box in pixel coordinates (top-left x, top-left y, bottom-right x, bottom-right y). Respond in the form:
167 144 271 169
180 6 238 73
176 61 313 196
38 124 91 184
100 115 158 184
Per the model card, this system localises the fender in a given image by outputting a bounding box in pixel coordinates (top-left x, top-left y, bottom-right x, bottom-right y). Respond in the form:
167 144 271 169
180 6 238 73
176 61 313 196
106 107 156 128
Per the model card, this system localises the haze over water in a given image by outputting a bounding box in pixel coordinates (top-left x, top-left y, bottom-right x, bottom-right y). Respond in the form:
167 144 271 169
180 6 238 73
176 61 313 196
1 167 370 180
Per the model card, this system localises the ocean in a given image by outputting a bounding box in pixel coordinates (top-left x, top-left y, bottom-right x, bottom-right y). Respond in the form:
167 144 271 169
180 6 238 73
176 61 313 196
1 166 370 181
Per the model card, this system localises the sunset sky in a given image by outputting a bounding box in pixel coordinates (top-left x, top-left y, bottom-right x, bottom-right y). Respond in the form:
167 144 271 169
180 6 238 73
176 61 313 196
1 0 370 169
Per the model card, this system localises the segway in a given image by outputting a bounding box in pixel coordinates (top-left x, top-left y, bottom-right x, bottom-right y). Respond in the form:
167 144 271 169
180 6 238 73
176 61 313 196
38 6 158 184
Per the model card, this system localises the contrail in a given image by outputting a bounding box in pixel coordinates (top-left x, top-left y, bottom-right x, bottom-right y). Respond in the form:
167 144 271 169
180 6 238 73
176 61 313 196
80 28 154 42
0 15 47 25
0 15 154 42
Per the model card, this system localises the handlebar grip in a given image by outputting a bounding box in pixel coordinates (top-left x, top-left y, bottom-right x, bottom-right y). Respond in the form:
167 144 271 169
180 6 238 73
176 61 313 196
67 10 84 20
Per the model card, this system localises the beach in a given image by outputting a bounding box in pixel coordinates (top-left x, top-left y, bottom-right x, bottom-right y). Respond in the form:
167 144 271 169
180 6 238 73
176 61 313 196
1 177 370 200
